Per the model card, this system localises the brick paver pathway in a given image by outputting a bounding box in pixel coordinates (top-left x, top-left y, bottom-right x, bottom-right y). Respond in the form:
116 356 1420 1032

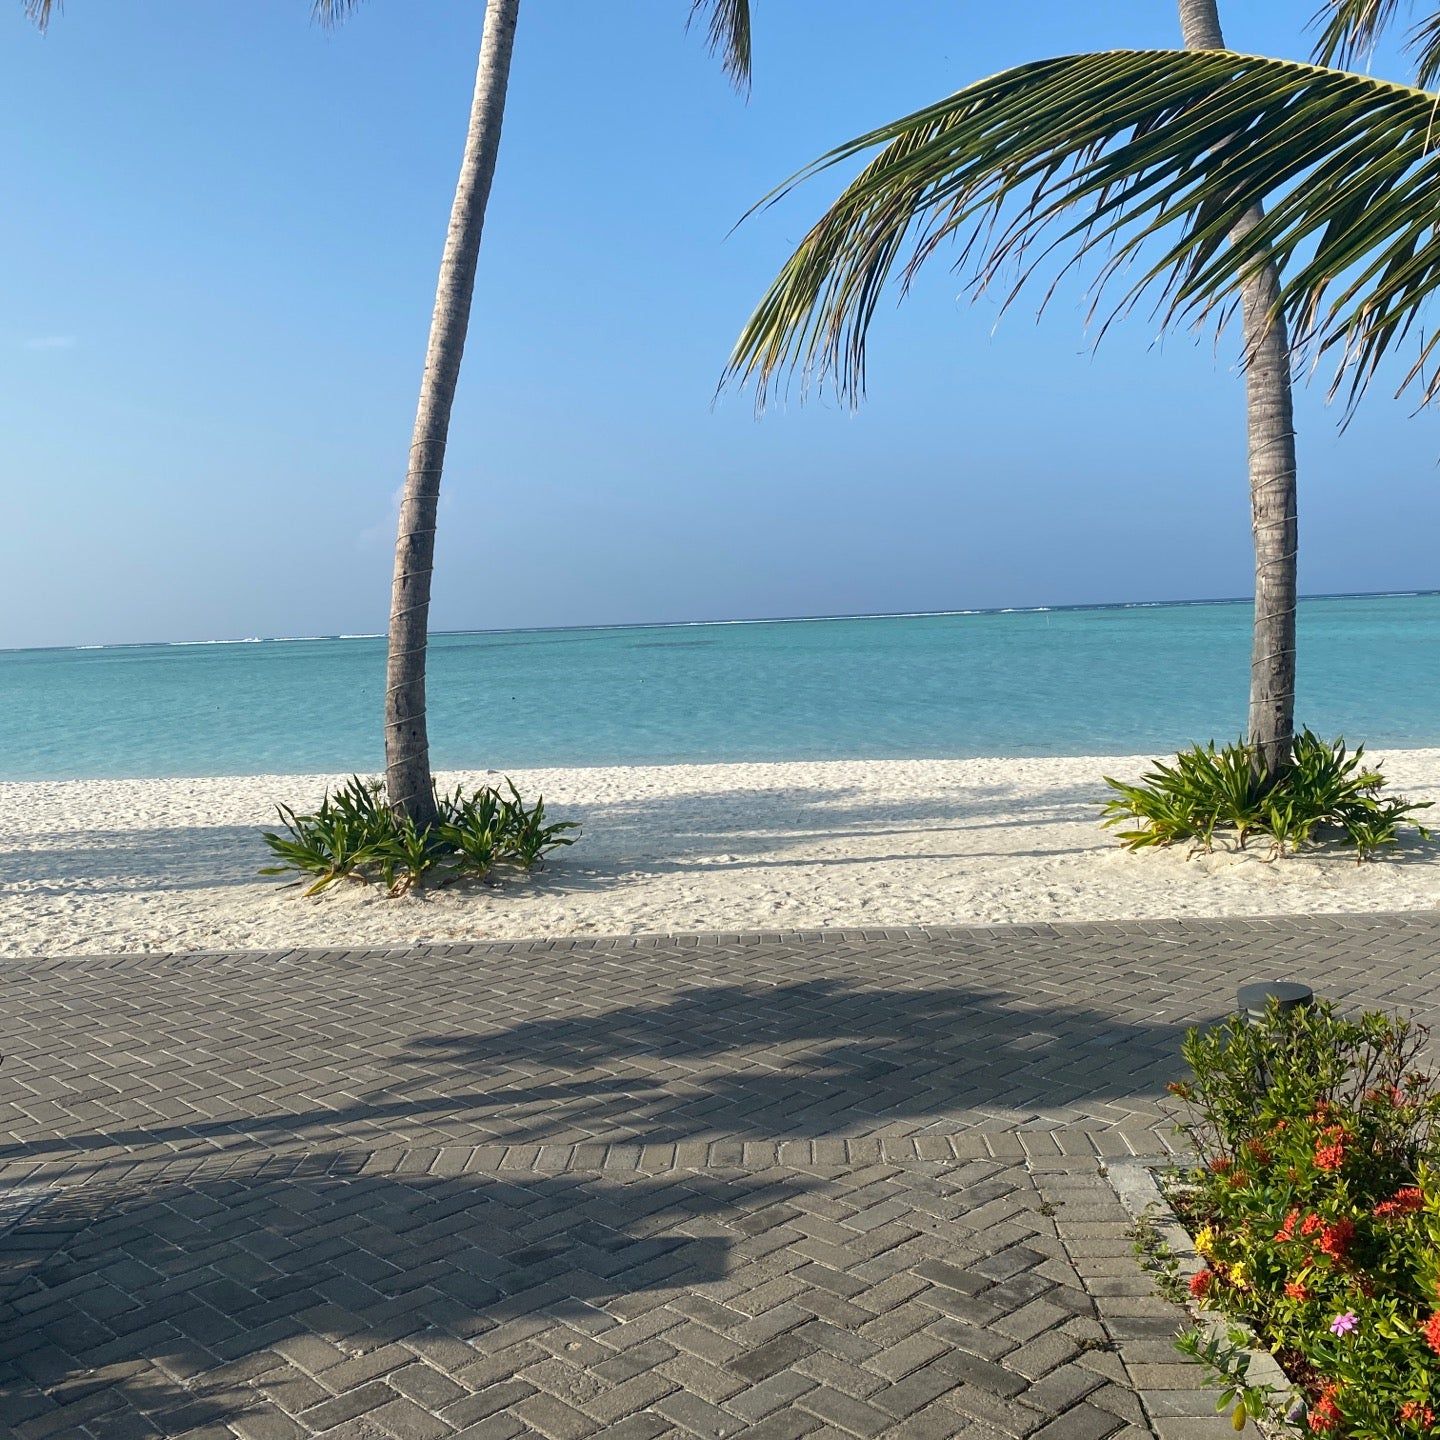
3 913 1438 1440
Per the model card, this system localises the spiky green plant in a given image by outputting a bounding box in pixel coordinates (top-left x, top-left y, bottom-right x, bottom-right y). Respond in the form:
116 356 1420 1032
261 776 577 897
1102 731 1431 860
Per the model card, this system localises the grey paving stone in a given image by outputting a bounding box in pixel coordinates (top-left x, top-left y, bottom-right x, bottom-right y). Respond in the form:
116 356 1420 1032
6 915 1429 1438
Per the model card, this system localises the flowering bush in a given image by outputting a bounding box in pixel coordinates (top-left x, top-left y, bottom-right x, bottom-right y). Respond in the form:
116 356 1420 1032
1168 1000 1440 1436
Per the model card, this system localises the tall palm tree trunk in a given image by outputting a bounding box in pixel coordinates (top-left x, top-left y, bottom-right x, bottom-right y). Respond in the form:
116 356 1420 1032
1178 0 1299 782
385 0 520 826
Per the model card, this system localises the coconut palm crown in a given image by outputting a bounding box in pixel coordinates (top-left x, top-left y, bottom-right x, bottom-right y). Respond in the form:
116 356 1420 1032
725 5 1440 420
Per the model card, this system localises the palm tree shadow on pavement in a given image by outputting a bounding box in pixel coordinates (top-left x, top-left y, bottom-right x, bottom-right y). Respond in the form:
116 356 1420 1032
0 979 1191 1164
396 977 1189 1148
0 1162 812 1434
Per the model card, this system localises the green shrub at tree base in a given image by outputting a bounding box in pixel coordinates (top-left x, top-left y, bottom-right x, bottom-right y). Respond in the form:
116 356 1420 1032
261 776 577 897
1102 731 1431 861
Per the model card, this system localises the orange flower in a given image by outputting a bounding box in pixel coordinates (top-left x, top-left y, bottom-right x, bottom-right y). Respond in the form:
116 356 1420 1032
1275 1209 1301 1242
1209 1156 1234 1175
1314 1130 1347 1172
1189 1269 1215 1299
1401 1401 1436 1428
1374 1186 1426 1219
1425 1311 1440 1358
1243 1138 1272 1166
1309 1385 1343 1434
1284 1279 1309 1302
1318 1219 1354 1262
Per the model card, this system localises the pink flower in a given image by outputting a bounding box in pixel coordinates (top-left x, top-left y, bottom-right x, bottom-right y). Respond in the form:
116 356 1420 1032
1329 1311 1359 1336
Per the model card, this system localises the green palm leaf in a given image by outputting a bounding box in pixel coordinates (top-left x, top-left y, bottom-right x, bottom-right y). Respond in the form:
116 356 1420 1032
1312 0 1440 85
689 0 752 92
727 49 1440 417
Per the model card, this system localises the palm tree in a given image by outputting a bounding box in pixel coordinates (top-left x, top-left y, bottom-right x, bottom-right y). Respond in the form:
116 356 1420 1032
369 0 521 829
340 0 753 825
728 1 1440 782
27 0 753 828
1177 0 1297 783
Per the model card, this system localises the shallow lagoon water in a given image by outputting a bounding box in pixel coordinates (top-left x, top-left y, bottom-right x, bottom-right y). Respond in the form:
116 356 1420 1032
4 594 1438 780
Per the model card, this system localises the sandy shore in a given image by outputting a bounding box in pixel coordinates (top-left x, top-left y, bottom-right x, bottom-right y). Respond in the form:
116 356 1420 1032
3 752 1437 957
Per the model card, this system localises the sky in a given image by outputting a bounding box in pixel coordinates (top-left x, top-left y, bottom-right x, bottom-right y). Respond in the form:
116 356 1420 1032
2 0 1436 649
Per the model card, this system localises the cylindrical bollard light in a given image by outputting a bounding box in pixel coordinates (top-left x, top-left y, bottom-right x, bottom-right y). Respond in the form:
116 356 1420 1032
1237 980 1314 1023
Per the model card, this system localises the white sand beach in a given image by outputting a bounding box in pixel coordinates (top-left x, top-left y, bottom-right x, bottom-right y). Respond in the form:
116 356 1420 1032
4 750 1438 958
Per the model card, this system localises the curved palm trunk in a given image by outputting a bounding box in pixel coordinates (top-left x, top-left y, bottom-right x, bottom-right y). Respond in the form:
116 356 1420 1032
385 0 520 826
1178 0 1299 782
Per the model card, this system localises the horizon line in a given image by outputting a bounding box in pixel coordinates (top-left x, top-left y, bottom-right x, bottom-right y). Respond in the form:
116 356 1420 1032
6 587 1438 656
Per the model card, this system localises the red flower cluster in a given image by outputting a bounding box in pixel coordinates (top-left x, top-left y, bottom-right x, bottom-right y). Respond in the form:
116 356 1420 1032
1243 1137 1272 1167
1189 1268 1215 1299
1272 1209 1353 1261
1309 1384 1343 1434
1364 1084 1408 1108
1373 1186 1426 1219
1318 1218 1355 1262
1401 1400 1437 1428
1284 1279 1310 1302
1426 1311 1440 1358
1209 1156 1233 1175
1314 1124 1348 1173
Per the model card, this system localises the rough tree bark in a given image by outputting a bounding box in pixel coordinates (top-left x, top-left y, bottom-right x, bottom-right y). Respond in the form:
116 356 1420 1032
385 0 520 826
1177 0 1299 782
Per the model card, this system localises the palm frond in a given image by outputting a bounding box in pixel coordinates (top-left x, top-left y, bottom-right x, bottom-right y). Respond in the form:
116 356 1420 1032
726 49 1440 416
22 0 58 30
1312 0 1440 85
1413 12 1440 83
311 0 364 27
1314 0 1411 66
689 0 752 93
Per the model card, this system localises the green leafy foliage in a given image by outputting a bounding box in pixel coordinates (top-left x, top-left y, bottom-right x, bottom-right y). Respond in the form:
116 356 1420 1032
1173 1327 1278 1430
724 46 1440 420
1167 1001 1440 1436
260 776 577 897
1101 731 1430 861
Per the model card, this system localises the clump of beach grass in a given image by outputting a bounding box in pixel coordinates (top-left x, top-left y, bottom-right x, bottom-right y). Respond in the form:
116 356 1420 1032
261 776 577 896
1102 730 1431 861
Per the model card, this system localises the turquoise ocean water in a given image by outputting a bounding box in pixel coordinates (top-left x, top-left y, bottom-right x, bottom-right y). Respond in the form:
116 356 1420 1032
3 593 1438 781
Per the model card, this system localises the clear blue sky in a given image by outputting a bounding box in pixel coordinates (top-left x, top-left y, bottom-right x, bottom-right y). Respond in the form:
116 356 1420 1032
2 0 1435 649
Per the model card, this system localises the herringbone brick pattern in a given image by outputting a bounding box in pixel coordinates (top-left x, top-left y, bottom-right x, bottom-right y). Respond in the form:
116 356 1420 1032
1 1152 1143 1440
4 913 1438 1437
